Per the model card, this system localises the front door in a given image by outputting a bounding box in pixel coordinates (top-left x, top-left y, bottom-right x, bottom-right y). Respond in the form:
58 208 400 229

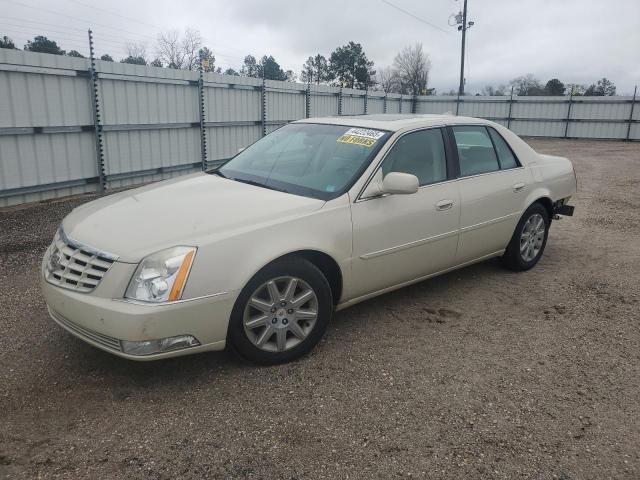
350 128 460 299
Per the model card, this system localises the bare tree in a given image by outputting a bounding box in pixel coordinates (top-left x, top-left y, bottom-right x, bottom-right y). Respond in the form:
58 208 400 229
481 84 507 96
392 43 431 95
156 30 183 69
182 28 202 71
375 66 399 93
125 42 148 63
156 28 202 70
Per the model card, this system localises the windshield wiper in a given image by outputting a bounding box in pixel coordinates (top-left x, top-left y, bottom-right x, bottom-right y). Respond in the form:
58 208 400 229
232 177 287 193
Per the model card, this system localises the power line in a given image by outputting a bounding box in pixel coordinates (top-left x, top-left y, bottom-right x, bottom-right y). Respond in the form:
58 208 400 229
2 15 88 32
64 0 165 31
380 0 451 35
0 21 152 52
0 0 157 40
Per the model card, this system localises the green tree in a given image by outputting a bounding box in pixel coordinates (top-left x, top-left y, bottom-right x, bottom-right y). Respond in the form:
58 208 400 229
100 54 114 62
67 50 84 58
1 35 16 49
544 78 565 95
150 58 163 67
240 54 288 80
300 54 333 84
585 77 616 96
24 36 65 55
328 41 374 89
240 54 261 77
120 56 146 65
261 55 287 81
196 47 221 73
223 68 239 76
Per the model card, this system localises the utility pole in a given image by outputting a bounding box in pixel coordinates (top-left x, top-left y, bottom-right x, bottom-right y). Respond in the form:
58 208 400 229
453 0 474 96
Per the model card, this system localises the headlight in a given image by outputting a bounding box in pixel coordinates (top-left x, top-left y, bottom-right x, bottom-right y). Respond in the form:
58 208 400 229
125 246 196 303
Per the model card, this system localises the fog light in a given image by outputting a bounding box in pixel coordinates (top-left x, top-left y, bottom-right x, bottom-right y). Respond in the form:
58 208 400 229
120 335 200 356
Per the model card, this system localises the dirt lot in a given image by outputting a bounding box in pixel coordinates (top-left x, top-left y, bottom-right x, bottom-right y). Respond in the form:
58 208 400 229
0 138 638 479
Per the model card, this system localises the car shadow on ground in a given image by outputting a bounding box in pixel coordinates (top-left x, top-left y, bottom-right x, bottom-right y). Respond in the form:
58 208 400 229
47 256 510 389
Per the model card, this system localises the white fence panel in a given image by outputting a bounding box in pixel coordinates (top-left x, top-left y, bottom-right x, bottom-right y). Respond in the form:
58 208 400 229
0 49 638 207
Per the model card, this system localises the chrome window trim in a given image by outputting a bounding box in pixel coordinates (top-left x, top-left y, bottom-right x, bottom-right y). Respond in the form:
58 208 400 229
355 124 450 203
451 124 524 178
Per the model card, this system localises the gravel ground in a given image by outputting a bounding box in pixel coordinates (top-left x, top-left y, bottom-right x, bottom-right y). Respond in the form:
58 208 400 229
0 138 638 480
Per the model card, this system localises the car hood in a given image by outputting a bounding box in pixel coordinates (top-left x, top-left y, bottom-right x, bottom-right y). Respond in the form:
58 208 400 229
62 173 325 263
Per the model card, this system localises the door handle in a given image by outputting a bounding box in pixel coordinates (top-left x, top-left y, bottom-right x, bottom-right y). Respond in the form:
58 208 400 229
435 199 454 211
513 183 526 193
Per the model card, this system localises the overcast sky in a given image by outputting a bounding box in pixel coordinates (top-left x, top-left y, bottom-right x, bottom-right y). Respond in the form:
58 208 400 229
2 0 639 94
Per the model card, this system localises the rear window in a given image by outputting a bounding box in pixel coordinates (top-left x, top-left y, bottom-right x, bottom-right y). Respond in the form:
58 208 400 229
452 126 500 176
488 128 519 169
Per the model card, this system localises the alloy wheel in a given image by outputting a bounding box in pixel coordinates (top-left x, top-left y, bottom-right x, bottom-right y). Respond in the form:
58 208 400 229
243 276 319 352
520 213 546 262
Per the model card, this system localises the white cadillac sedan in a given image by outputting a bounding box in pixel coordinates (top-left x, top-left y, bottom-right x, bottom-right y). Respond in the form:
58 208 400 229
41 114 576 364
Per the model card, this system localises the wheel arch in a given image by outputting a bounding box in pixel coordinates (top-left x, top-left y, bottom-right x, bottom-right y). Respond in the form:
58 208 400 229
246 249 344 306
524 186 554 220
531 196 553 219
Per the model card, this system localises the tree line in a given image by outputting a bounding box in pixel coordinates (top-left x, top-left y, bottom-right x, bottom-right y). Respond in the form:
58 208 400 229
478 74 617 97
0 31 620 96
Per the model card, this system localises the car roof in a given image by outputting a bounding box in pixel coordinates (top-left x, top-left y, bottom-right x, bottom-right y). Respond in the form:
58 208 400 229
295 114 490 132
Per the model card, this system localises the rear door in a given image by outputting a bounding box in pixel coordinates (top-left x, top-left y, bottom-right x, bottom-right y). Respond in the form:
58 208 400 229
449 125 532 263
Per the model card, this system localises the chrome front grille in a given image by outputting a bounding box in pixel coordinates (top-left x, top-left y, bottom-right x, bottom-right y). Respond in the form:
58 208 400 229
44 229 117 293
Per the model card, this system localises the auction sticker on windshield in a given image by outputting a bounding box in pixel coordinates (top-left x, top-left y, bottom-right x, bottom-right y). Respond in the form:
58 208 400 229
337 128 386 147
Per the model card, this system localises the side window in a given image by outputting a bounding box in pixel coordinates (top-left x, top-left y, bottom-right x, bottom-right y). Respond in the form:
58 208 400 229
488 128 519 169
452 126 500 177
381 129 447 186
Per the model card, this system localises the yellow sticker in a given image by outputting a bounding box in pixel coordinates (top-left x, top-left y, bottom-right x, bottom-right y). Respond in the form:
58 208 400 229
337 134 377 147
336 128 385 147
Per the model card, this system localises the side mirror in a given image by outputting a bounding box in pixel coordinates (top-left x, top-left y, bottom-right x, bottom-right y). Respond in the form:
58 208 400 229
382 172 419 195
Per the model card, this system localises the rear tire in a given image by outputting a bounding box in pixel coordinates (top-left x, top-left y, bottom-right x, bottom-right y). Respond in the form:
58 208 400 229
502 202 550 271
228 257 332 365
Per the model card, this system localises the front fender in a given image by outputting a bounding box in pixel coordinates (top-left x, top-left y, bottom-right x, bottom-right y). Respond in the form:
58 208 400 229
182 196 353 301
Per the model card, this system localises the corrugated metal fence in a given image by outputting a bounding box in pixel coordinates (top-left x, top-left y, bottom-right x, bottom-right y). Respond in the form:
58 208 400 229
1 49 638 207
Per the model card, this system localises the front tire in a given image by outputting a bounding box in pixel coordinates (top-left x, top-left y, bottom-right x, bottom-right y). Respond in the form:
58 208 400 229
228 258 333 365
502 202 550 271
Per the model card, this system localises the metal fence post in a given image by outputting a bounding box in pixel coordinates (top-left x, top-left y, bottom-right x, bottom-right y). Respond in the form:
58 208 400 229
338 86 343 116
507 86 514 130
626 85 637 141
261 75 267 136
412 94 417 114
305 80 311 118
198 68 207 170
564 88 574 139
399 95 403 114
455 92 461 116
87 29 105 193
383 94 388 113
364 84 368 115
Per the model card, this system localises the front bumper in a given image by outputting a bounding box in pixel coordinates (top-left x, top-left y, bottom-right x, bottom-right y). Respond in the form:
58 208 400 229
41 274 237 361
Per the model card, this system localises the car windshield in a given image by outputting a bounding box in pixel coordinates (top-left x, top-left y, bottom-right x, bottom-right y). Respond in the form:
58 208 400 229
215 123 391 200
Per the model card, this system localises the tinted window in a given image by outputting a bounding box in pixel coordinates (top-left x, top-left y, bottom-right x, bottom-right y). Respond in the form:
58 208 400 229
488 128 519 169
381 129 447 186
452 126 500 177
